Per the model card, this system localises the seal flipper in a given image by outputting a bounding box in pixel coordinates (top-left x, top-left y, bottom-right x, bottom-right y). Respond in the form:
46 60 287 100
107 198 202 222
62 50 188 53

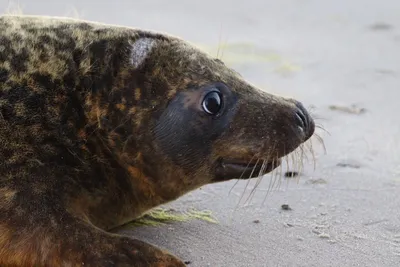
0 171 185 267
55 218 186 267
0 220 185 266
0 211 185 267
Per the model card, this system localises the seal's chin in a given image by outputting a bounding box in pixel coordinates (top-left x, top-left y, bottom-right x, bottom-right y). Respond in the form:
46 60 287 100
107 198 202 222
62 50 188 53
213 158 282 182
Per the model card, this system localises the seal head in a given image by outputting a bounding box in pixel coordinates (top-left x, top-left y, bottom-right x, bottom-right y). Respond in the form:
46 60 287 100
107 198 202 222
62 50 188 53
127 36 315 194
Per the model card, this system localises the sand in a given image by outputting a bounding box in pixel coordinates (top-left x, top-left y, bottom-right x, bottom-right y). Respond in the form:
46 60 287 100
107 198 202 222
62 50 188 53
2 0 399 266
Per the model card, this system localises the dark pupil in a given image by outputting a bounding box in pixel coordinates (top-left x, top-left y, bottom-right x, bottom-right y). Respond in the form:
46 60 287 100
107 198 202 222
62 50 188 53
203 91 221 114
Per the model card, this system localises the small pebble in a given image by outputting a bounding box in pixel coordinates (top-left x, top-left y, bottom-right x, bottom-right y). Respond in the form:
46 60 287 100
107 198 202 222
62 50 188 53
318 233 331 239
312 229 321 235
306 178 327 184
284 171 299 178
281 204 292 211
337 162 360 169
369 22 393 31
253 219 260 224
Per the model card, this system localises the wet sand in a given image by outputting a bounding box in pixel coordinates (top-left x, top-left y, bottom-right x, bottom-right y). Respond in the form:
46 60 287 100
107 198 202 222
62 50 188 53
2 0 400 266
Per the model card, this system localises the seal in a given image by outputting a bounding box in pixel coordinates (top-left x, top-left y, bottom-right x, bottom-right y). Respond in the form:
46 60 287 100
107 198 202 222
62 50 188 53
0 15 315 266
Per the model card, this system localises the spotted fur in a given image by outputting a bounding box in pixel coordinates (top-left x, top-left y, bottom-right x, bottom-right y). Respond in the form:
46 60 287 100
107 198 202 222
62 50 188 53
0 15 315 266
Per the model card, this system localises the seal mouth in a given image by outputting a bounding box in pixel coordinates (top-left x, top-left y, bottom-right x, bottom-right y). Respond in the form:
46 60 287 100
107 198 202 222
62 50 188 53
213 158 282 182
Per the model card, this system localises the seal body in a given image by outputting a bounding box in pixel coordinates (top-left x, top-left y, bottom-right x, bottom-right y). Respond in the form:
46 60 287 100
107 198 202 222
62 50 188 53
0 15 315 266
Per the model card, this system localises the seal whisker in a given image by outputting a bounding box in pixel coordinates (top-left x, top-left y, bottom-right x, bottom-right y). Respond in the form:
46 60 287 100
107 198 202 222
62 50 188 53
216 23 223 60
273 151 284 192
262 172 273 206
284 145 290 175
296 147 304 174
300 143 308 162
304 139 317 171
296 145 305 179
228 155 256 196
307 108 328 125
314 132 327 154
275 156 284 192
268 160 276 196
220 37 228 61
261 142 278 199
298 148 305 182
236 158 260 208
262 157 279 206
283 154 292 190
245 158 268 205
284 146 292 189
290 152 297 180
245 160 265 203
303 141 314 161
272 153 283 191
315 124 329 135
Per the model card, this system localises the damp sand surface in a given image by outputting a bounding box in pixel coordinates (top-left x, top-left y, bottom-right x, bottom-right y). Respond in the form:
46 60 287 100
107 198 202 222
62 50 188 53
3 0 400 266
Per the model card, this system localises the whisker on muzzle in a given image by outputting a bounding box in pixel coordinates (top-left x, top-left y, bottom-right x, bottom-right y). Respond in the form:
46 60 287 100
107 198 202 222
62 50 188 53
255 119 326 208
307 140 317 171
295 145 305 182
228 155 256 196
283 145 292 189
271 152 283 191
275 156 284 191
235 140 278 208
315 123 330 135
261 157 280 206
251 144 280 206
314 132 327 154
244 158 268 205
230 124 327 210
235 158 260 210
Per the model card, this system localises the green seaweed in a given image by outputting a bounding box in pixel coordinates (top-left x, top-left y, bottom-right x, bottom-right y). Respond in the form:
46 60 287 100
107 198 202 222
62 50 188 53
130 207 219 227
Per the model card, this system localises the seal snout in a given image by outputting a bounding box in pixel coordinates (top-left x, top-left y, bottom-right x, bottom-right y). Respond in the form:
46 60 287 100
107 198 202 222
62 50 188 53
292 100 315 141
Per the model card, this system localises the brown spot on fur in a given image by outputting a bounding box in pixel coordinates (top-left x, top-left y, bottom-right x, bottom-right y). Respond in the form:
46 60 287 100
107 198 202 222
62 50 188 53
14 102 26 116
78 129 86 139
135 87 141 101
0 188 16 209
126 166 159 200
116 103 126 111
128 106 137 115
85 94 109 129
0 224 55 267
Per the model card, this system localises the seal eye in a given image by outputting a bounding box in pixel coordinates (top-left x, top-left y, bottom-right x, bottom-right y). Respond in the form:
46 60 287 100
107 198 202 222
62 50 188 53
202 91 222 115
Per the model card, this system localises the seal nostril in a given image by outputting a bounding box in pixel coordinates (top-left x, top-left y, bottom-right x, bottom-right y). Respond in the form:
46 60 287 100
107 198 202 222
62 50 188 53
292 100 315 140
292 101 311 135
295 109 308 131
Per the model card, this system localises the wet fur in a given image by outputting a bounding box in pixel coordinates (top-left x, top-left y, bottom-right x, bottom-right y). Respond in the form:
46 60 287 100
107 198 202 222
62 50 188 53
0 15 315 266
